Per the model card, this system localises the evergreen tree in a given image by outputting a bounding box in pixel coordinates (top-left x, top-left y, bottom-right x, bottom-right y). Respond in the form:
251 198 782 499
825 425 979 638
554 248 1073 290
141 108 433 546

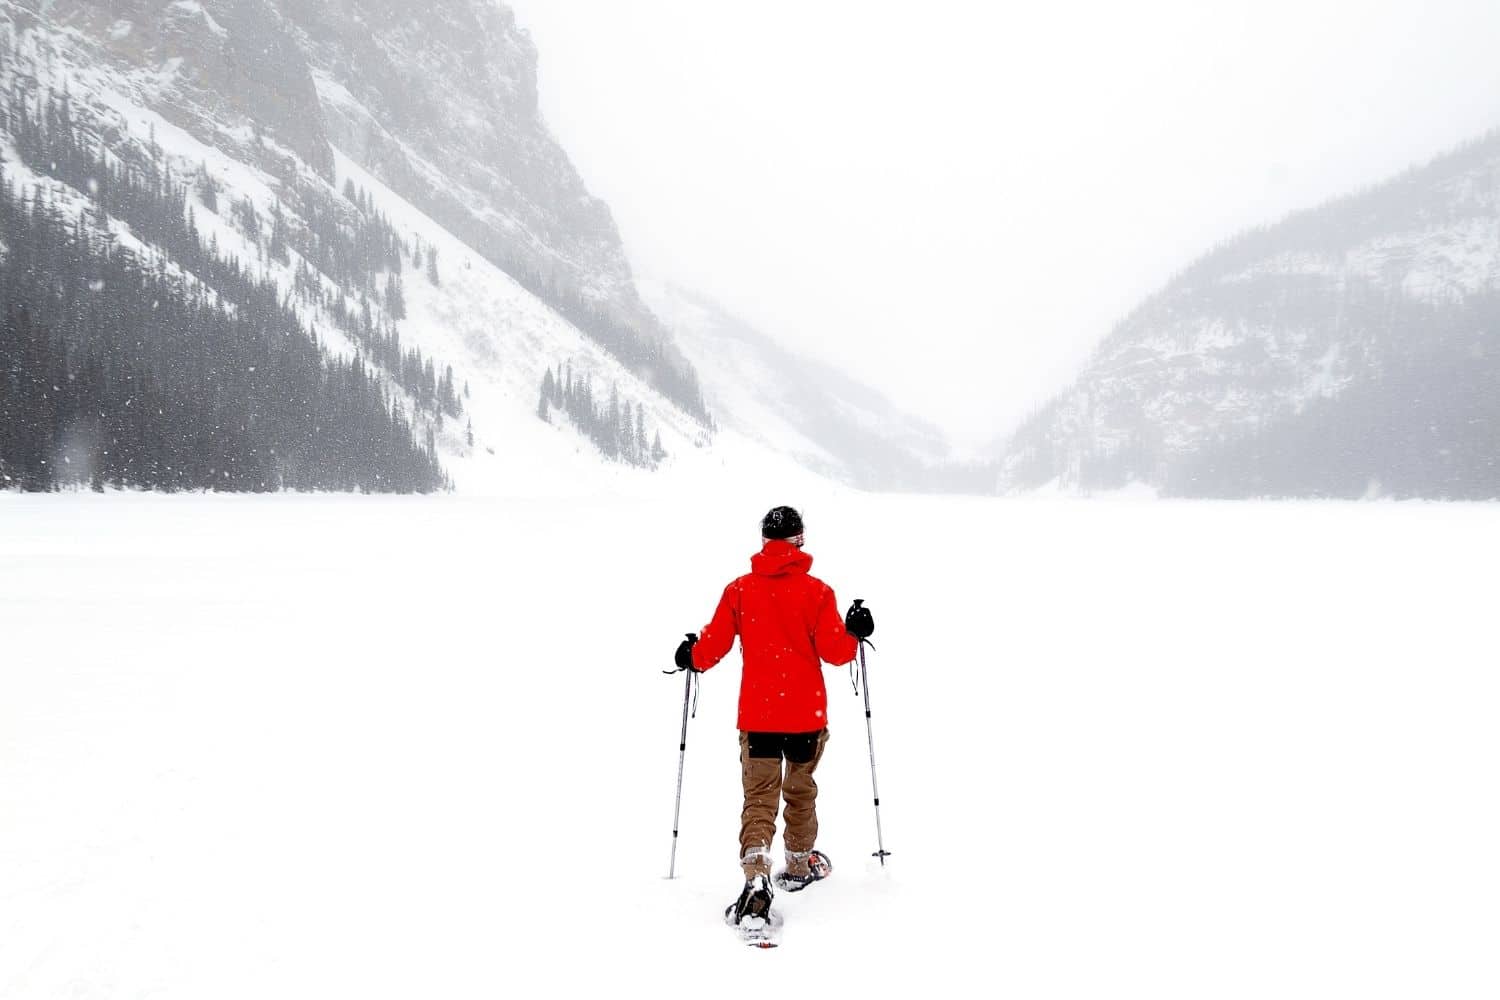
385 273 406 320
268 202 288 264
439 364 459 415
195 165 219 214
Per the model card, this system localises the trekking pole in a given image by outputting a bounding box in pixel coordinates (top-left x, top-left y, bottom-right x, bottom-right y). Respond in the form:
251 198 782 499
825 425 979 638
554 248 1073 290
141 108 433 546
666 647 697 879
858 639 892 866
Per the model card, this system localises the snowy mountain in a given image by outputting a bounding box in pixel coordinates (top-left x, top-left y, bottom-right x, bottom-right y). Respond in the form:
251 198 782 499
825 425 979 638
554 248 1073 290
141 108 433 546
0 0 713 493
995 130 1500 499
643 280 990 493
281 0 700 383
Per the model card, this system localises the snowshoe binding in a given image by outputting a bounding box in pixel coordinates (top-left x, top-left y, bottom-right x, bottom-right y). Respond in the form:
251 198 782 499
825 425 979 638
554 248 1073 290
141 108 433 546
725 874 775 926
774 849 833 893
725 874 781 947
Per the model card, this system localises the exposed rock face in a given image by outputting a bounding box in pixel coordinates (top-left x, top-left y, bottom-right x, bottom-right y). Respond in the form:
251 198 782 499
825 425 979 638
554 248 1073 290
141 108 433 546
23 0 334 177
278 0 646 322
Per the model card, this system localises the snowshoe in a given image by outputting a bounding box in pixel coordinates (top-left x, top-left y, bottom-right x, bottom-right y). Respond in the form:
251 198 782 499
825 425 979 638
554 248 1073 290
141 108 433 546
724 874 775 927
773 849 832 893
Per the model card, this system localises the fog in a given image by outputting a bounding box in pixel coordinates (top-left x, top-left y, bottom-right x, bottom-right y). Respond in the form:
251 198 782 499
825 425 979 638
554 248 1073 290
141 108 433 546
507 0 1500 446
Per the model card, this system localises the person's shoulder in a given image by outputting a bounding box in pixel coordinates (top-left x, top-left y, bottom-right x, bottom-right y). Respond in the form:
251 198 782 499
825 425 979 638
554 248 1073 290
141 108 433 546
803 573 836 598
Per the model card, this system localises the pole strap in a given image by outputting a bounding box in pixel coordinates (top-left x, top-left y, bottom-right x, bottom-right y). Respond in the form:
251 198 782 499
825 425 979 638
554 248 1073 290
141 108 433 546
662 666 701 718
848 638 876 695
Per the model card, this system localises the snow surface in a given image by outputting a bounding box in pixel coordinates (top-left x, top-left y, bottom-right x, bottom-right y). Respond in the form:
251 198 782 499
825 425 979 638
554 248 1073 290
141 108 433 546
3 491 1497 999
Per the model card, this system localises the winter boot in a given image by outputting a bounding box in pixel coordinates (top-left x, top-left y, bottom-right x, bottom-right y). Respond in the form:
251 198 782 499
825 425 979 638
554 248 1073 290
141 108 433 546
724 874 775 926
774 849 833 893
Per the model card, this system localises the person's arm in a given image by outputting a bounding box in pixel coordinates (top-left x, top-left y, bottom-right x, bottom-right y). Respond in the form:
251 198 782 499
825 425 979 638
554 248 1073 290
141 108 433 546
813 586 859 666
691 581 740 671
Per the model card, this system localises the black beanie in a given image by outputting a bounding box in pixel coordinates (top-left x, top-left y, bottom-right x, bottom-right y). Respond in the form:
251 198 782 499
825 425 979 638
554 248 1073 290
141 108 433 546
761 505 804 542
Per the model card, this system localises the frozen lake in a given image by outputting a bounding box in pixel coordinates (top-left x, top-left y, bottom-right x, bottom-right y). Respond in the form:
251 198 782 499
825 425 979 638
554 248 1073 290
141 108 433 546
2 492 1496 998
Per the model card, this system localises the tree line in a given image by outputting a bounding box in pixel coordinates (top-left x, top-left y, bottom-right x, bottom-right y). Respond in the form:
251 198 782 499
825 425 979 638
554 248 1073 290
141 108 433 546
0 93 447 492
429 195 712 426
537 361 666 468
3 81 467 425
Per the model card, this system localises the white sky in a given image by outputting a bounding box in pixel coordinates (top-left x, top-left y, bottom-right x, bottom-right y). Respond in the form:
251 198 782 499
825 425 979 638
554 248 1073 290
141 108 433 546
504 0 1500 447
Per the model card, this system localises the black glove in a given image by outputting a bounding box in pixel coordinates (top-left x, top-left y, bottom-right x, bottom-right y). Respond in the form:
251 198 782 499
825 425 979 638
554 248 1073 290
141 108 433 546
844 599 874 639
674 632 701 672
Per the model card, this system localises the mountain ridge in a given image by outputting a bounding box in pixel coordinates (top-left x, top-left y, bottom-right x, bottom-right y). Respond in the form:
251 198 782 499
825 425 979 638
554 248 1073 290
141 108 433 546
994 126 1500 499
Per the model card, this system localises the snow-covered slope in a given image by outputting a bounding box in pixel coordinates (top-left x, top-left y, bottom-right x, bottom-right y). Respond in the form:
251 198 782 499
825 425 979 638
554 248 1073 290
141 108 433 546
276 0 708 420
996 130 1500 499
1 1 737 494
286 0 641 316
643 280 987 494
330 151 712 494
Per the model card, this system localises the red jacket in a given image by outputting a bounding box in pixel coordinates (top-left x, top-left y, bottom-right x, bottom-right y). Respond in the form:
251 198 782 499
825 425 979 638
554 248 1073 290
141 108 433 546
692 540 859 733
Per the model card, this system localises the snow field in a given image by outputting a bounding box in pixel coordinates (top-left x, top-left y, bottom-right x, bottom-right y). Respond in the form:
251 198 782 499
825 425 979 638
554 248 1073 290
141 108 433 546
2 493 1497 998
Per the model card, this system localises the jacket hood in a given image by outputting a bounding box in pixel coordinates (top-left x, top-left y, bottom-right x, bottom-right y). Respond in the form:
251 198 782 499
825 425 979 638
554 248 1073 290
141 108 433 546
750 539 813 578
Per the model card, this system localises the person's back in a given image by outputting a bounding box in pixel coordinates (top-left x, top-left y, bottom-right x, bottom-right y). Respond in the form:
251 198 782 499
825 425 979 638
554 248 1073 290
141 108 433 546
674 505 874 932
694 535 856 733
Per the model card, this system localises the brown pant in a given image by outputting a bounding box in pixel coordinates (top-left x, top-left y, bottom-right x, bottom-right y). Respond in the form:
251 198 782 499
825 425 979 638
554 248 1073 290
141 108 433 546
738 729 829 878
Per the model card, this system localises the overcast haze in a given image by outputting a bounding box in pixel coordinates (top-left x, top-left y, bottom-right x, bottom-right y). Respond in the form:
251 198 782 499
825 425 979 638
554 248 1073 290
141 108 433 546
505 1 1500 448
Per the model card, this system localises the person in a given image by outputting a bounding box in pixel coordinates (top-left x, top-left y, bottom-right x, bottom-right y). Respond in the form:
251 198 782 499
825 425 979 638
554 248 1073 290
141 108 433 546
673 505 875 927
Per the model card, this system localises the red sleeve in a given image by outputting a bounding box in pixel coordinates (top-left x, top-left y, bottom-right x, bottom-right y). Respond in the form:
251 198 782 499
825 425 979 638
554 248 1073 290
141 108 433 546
813 586 859 666
692 581 740 671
